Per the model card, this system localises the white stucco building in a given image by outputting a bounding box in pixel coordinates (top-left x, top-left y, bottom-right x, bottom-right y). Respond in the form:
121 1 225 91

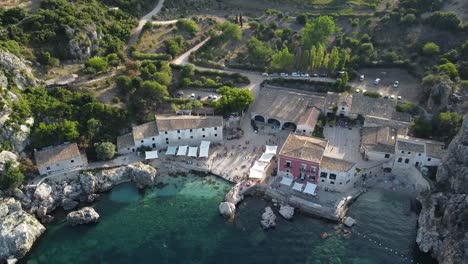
35 143 84 176
117 115 224 154
360 126 397 161
393 135 446 169
318 156 357 192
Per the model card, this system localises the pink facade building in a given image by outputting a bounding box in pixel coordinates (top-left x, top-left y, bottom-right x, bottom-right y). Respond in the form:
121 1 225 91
277 134 328 183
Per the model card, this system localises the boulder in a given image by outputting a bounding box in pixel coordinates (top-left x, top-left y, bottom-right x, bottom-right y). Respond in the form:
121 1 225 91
225 183 244 205
62 198 79 211
127 162 157 189
36 206 47 219
6 257 18 264
343 217 356 227
279 205 294 220
87 194 100 203
33 184 52 201
260 207 276 229
0 151 18 173
218 202 236 218
66 207 100 226
0 198 45 260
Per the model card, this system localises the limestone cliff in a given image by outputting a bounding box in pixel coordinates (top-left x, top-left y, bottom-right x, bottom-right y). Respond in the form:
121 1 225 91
416 114 468 263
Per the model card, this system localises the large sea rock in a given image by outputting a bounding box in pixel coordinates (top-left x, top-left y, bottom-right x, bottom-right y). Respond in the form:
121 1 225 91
260 206 276 229
0 198 45 260
279 204 294 220
126 162 157 189
219 202 236 218
225 182 244 205
417 114 468 263
66 207 100 226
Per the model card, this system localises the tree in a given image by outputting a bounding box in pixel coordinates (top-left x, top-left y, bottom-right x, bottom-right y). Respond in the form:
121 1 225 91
401 13 417 25
86 118 102 140
314 44 325 69
116 75 132 94
212 86 254 115
176 19 198 34
437 111 463 139
382 51 399 63
422 42 440 56
337 49 349 70
219 21 242 41
327 47 340 73
270 47 294 71
438 62 458 79
296 14 307 25
426 12 462 31
239 13 243 28
106 53 120 67
181 64 195 78
301 16 336 49
0 161 24 190
247 37 273 62
85 56 108 73
411 116 434 138
95 142 116 161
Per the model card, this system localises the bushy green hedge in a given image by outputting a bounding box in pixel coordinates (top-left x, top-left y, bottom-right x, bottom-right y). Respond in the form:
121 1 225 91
131 51 172 61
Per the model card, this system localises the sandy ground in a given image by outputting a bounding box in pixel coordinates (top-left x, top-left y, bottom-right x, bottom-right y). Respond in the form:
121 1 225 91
351 68 422 104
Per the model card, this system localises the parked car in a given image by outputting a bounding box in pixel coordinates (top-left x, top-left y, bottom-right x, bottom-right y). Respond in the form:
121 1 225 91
379 92 384 97
393 81 399 88
280 73 289 77
190 93 195 99
262 72 269 77
362 89 367 94
292 72 300 77
197 95 202 100
300 73 310 77
270 73 279 77
374 78 381 85
359 75 365 81
355 89 360 94
208 95 212 100
213 95 218 100
397 96 402 100
320 73 328 78
383 94 389 99
312 73 319 78
390 95 395 100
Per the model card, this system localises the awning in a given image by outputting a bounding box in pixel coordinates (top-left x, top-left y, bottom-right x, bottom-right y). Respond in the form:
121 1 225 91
304 182 317 196
249 168 264 179
188 146 198 157
252 161 268 171
258 153 275 163
177 145 188 156
265 145 278 154
145 150 158 160
280 177 293 186
293 182 303 192
166 146 177 155
199 141 211 158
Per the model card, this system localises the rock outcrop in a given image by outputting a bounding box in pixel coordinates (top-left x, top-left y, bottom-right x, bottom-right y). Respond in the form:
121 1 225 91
279 204 294 220
0 198 45 260
260 206 276 229
66 207 100 226
0 151 18 173
225 182 244 205
218 202 236 218
65 24 102 61
417 114 468 264
127 162 157 189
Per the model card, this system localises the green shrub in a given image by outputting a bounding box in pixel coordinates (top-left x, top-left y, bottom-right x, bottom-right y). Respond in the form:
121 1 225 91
95 142 116 160
422 42 440 56
0 161 24 190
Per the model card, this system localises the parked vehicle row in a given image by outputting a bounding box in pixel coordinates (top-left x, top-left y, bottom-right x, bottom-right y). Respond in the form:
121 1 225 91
355 89 401 100
359 74 400 88
262 72 327 78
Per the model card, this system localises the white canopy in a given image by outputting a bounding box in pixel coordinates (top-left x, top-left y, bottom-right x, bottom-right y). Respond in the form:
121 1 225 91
199 141 211 158
252 161 268 171
166 146 177 155
293 182 304 192
304 182 317 196
258 153 275 163
188 147 198 157
249 168 264 179
145 150 158 160
280 177 293 186
177 145 188 156
265 145 278 154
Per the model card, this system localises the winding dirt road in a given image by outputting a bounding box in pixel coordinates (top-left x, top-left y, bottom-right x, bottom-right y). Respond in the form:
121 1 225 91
127 0 166 49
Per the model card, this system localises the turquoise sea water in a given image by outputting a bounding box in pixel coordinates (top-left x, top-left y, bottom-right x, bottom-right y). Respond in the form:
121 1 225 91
23 174 435 264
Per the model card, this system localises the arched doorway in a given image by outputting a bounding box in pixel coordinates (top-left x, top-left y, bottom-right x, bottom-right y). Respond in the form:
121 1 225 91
282 122 297 131
254 115 265 123
267 118 281 127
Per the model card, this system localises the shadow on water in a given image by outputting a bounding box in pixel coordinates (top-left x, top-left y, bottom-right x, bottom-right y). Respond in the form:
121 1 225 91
21 175 436 264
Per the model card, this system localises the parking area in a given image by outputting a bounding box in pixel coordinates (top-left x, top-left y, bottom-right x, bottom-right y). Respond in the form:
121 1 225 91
351 68 421 103
176 89 221 101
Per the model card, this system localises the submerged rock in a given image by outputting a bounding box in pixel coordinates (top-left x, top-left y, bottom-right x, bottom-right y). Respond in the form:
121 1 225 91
343 217 356 227
61 198 79 211
260 206 276 229
279 205 294 220
219 202 236 218
66 207 100 226
0 198 45 260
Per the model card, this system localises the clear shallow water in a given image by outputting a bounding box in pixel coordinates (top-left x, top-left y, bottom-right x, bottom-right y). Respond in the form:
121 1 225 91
23 174 435 264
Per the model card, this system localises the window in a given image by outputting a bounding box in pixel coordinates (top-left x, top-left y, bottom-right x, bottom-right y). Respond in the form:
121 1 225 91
303 129 306 133
46 166 50 170
215 134 218 137
310 166 316 174
166 142 169 144
330 181 335 184
71 160 74 163
165 131 168 134
384 154 390 158
190 129 193 132
285 161 292 168
203 135 206 138
427 158 432 161
166 138 169 141
178 137 181 140
341 107 345 110
340 182 342 185
398 158 402 162
214 127 217 130
408 152 411 154
418 153 421 156
309 174 314 180
346 179 350 184
202 128 205 131
190 136 193 139
329 174 337 180
127 148 130 150
177 130 180 133
152 137 155 141
320 172 327 178
141 140 144 143
405 158 410 163
321 179 325 182
401 150 404 153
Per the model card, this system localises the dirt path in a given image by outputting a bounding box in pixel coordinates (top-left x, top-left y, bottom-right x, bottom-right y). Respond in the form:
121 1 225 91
127 0 166 50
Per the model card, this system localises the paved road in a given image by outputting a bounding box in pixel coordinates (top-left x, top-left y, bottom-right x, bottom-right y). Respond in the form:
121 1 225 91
127 0 166 49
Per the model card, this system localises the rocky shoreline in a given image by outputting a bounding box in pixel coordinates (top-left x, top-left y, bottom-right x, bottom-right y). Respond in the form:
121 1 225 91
0 161 158 262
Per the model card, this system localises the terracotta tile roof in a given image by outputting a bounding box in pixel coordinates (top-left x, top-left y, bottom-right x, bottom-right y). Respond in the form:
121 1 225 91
297 107 321 128
361 126 396 153
397 138 425 153
117 133 135 150
279 134 328 163
35 143 80 167
155 115 223 132
132 121 159 140
251 88 325 123
320 156 356 172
